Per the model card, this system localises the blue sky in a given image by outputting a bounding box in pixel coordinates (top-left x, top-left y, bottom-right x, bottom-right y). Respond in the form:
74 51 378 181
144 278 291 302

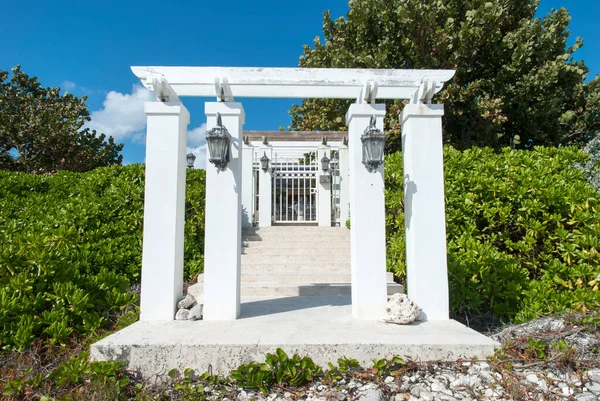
1 0 598 167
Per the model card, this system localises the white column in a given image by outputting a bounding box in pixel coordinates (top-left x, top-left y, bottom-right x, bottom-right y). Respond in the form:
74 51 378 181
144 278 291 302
338 141 350 228
399 103 449 320
203 102 244 320
345 104 388 320
317 144 332 227
258 145 273 227
241 139 254 228
140 101 189 321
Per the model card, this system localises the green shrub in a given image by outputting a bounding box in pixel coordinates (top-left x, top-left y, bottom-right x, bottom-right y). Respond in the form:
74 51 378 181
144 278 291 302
230 348 322 393
0 166 205 349
386 146 600 322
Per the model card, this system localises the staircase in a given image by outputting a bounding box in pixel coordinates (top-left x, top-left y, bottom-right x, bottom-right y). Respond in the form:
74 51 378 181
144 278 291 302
188 226 403 299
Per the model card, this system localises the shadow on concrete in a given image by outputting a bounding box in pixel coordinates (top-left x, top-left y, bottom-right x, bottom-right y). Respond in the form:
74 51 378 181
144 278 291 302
240 296 351 319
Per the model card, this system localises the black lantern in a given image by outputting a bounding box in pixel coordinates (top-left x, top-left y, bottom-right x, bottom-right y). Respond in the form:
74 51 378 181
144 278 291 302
205 113 231 170
321 154 330 172
361 115 387 172
260 152 270 172
186 152 196 169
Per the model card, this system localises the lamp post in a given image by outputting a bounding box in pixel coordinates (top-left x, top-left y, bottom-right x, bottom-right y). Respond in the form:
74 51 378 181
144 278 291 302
186 152 196 169
205 113 231 170
361 115 387 172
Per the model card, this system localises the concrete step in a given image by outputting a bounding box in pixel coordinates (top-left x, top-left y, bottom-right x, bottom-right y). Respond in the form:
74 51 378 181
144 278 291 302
193 272 396 284
243 228 350 240
243 241 350 249
242 254 350 264
244 227 350 233
188 281 403 298
242 247 350 256
243 235 350 243
240 262 351 273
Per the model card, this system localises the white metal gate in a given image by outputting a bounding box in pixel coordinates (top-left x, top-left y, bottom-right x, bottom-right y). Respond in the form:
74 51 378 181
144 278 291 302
272 156 318 223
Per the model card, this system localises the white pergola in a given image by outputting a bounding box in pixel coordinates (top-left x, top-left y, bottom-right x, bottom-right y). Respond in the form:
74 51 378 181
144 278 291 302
133 66 455 322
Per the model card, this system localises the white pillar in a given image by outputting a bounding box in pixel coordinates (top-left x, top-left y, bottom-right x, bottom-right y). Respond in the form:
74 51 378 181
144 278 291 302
317 144 332 227
345 104 388 320
338 141 350 228
258 145 273 227
399 103 449 320
203 102 244 320
241 139 254 228
140 101 189 321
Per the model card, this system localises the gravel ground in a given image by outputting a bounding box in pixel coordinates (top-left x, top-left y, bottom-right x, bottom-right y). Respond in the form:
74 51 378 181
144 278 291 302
174 315 600 401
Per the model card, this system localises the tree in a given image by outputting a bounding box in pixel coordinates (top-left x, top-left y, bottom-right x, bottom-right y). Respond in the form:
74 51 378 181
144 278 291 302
0 66 123 173
289 0 600 152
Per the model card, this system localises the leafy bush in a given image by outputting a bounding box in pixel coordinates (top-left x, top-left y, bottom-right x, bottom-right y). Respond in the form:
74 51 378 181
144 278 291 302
386 146 600 322
0 165 205 349
230 348 322 393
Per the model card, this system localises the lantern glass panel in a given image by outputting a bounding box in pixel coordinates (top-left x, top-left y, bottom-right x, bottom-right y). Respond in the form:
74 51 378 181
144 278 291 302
370 139 385 164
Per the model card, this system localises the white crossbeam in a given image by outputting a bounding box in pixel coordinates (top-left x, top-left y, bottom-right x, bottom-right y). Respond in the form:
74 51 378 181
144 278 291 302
131 67 455 100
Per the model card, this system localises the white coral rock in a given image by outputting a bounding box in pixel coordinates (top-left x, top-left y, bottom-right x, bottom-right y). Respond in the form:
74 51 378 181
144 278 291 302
177 294 197 310
188 304 203 321
384 293 420 324
175 308 190 320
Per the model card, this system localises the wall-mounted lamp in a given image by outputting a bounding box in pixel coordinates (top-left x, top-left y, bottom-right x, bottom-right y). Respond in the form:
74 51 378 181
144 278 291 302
186 152 196 169
321 154 330 172
361 115 387 172
205 113 231 170
260 152 270 172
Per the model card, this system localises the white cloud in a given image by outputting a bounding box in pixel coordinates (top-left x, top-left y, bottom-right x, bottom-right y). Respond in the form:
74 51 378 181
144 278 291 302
61 80 77 91
87 85 208 168
188 123 207 148
87 85 154 140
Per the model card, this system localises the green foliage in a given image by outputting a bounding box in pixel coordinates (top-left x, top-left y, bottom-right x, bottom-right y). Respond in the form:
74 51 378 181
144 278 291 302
0 66 123 173
0 166 205 349
230 348 322 394
385 146 600 322
2 351 128 400
324 357 360 383
371 356 405 377
290 1 600 151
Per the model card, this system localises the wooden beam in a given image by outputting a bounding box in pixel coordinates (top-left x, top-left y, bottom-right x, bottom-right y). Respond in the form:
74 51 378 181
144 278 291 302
244 131 348 142
131 67 455 100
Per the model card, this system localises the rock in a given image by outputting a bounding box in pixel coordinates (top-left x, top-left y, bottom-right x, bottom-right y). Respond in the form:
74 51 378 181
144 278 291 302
526 374 539 384
175 308 190 320
576 394 598 401
587 369 600 383
410 385 427 397
178 294 197 309
383 293 420 324
355 388 383 401
586 382 600 392
188 303 203 320
384 376 395 384
419 391 434 401
431 379 445 392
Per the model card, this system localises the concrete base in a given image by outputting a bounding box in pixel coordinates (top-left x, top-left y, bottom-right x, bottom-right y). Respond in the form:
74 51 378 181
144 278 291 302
91 296 499 379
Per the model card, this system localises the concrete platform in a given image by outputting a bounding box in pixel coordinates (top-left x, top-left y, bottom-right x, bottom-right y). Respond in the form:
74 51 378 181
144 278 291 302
91 296 499 379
